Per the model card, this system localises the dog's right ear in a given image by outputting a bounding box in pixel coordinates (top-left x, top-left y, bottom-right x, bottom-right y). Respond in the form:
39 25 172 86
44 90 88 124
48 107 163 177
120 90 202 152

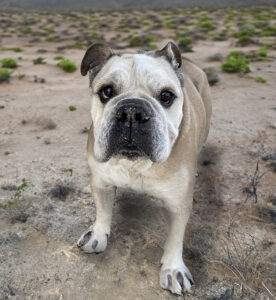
80 43 114 80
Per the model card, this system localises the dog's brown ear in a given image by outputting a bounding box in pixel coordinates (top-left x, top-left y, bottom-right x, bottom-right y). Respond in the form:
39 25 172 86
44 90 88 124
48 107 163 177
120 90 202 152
153 42 182 69
80 43 114 77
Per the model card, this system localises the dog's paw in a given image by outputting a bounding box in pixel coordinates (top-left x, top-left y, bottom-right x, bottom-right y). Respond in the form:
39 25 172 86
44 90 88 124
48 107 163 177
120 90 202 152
160 262 194 296
77 225 108 253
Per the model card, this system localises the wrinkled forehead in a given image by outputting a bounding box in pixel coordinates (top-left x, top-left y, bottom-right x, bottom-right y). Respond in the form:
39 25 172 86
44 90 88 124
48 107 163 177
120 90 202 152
93 53 182 91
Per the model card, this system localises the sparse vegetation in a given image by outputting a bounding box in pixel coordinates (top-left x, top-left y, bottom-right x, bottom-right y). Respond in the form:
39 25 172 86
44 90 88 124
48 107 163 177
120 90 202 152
14 178 28 199
203 67 220 86
256 76 266 83
1 58 17 68
18 73 25 80
221 51 250 73
45 35 54 41
166 21 176 29
233 28 255 45
129 35 155 47
200 22 215 29
0 69 12 83
149 43 157 50
25 26 32 33
69 105 77 111
33 56 46 64
58 59 77 72
54 56 64 60
178 37 193 52
0 47 22 52
259 25 276 37
258 47 267 57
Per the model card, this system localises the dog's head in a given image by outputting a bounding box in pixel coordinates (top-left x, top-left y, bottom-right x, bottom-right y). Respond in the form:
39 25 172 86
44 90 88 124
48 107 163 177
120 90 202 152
81 42 185 163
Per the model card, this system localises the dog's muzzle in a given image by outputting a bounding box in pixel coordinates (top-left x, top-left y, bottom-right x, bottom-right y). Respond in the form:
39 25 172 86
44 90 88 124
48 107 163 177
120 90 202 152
107 98 154 160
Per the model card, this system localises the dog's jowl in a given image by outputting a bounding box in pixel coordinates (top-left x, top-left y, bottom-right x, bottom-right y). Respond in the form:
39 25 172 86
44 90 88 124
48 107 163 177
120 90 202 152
77 42 212 296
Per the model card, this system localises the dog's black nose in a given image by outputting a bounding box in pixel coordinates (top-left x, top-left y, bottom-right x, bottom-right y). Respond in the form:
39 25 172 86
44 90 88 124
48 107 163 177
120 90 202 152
116 104 151 128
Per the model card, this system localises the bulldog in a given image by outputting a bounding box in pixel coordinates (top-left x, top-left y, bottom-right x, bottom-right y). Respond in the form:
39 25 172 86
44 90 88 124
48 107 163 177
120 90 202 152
77 42 212 296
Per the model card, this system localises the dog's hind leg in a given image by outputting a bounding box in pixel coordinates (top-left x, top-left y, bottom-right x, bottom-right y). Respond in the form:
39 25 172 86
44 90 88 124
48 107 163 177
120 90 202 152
77 184 116 253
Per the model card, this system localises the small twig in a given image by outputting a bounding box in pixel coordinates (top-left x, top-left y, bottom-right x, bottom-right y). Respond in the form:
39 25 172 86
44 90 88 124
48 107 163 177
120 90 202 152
243 161 265 203
227 161 264 234
262 281 274 298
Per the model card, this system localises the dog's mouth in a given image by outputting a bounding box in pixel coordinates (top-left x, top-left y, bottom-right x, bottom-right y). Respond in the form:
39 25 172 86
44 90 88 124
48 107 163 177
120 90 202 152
117 144 144 160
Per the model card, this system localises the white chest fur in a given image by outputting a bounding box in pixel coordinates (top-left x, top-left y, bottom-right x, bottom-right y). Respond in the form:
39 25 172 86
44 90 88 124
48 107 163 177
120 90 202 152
88 156 153 192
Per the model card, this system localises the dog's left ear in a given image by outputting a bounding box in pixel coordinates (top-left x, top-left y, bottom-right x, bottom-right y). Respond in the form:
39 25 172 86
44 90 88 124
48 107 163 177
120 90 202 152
80 43 114 79
152 42 182 69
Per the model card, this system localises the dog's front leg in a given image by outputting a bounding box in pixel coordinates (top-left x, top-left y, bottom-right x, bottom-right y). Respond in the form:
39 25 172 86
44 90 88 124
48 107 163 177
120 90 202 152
77 183 116 253
160 191 194 295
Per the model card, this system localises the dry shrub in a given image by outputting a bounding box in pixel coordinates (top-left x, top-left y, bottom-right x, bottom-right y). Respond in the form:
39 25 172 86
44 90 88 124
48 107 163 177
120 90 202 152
35 117 57 130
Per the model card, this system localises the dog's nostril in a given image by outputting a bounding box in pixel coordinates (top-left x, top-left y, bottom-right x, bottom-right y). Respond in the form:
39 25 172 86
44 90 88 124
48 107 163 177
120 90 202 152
135 112 142 123
116 109 127 122
121 111 128 123
136 112 150 123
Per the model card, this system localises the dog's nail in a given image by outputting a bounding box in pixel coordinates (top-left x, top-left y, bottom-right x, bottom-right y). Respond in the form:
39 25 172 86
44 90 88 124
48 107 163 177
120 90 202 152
167 274 172 287
82 231 92 246
185 272 194 285
177 272 184 291
92 240 98 249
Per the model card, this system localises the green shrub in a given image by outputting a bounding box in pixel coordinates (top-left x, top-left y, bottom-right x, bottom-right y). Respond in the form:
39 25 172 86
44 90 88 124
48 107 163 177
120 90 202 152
149 43 158 50
54 56 64 60
260 25 276 37
12 47 22 52
74 42 83 49
25 26 32 33
58 59 77 72
200 22 215 29
1 58 17 68
233 28 255 45
45 35 54 41
123 28 131 33
129 35 155 47
198 16 210 22
178 37 193 52
0 47 22 52
0 69 12 83
43 27 53 33
33 56 46 64
221 52 250 73
256 76 266 83
69 105 77 111
253 13 272 21
166 21 176 29
258 47 267 57
263 41 276 48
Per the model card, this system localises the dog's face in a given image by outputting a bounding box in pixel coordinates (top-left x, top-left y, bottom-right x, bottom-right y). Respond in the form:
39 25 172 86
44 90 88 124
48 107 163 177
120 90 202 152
81 42 184 163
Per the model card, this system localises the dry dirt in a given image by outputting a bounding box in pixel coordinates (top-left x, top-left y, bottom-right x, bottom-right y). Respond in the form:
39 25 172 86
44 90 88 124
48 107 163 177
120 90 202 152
0 8 276 300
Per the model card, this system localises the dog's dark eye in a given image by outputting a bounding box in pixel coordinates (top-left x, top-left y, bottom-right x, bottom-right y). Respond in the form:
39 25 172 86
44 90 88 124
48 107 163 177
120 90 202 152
98 85 114 103
160 90 175 107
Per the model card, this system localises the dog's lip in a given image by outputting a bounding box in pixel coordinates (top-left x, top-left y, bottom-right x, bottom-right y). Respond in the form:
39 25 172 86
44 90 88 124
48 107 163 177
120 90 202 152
117 143 143 158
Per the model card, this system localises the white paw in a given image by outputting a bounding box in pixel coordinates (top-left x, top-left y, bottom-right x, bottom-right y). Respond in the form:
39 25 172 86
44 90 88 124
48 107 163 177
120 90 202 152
77 224 108 253
160 261 194 296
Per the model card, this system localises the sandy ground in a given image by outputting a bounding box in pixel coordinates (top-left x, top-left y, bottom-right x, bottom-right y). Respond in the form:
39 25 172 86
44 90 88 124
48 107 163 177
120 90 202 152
0 8 276 300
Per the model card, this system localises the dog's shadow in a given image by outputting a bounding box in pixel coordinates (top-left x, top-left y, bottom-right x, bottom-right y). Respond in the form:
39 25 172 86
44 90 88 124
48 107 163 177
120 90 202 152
110 144 222 281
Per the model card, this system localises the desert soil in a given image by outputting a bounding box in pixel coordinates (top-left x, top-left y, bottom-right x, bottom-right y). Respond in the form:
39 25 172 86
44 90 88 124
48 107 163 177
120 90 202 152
0 7 276 300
